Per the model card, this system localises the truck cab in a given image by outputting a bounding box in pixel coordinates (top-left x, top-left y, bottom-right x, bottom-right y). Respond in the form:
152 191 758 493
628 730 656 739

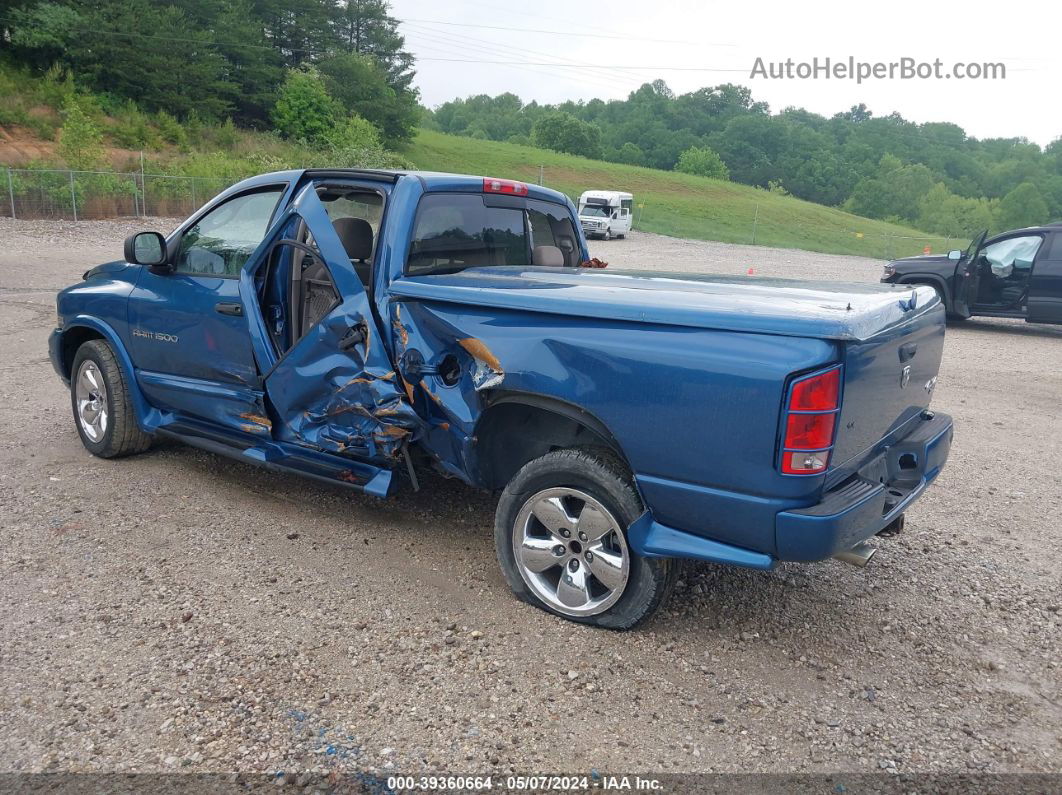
51 169 953 629
882 223 1062 324
578 190 633 240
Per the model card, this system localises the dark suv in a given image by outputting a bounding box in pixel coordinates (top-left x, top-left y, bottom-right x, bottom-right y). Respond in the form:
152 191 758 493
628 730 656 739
881 224 1062 324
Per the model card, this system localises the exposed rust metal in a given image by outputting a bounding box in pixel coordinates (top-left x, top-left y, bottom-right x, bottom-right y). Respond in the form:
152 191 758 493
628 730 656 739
458 338 503 372
239 412 272 428
420 379 445 405
458 337 504 390
337 470 363 484
580 257 608 269
392 305 410 347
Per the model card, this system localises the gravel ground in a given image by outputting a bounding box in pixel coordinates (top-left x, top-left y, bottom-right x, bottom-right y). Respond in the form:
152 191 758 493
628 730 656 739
0 220 1059 779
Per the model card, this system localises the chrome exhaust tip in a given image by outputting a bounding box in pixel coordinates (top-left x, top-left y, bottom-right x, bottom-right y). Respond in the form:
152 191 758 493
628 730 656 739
834 541 877 567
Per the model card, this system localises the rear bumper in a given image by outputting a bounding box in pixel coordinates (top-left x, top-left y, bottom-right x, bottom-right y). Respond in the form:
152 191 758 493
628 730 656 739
775 411 953 561
628 411 953 567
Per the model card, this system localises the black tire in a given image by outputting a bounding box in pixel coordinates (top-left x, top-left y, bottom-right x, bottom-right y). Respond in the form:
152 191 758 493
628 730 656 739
494 447 676 630
70 339 152 458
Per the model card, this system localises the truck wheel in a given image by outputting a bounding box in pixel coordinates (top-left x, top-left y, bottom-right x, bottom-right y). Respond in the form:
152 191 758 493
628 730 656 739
603 228 612 241
494 448 676 629
70 339 152 458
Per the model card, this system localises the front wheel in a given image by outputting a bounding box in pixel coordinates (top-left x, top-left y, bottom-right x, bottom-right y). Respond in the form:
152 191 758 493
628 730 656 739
604 228 612 241
494 448 676 629
70 339 152 458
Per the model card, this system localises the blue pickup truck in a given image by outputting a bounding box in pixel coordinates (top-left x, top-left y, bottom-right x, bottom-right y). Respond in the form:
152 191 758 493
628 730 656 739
50 169 954 628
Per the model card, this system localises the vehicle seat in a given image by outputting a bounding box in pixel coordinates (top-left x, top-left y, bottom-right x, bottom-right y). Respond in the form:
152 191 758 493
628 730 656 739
532 245 565 267
332 217 374 286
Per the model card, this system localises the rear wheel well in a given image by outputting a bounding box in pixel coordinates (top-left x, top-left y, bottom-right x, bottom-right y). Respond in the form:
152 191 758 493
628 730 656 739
59 327 105 379
473 400 626 490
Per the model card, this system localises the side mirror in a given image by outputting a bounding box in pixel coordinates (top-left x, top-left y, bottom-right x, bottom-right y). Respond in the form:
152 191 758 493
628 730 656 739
124 231 168 267
947 249 962 261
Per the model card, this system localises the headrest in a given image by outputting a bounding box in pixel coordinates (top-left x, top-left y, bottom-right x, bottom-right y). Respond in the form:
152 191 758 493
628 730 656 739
532 244 565 267
332 217 373 261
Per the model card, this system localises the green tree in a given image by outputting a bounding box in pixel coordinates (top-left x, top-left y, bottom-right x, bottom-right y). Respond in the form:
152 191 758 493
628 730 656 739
613 142 645 166
845 154 936 222
7 1 81 69
530 111 602 159
916 183 995 237
332 0 416 92
271 66 340 144
675 145 729 179
317 53 417 144
324 112 382 151
57 94 104 169
62 0 233 118
996 182 1049 230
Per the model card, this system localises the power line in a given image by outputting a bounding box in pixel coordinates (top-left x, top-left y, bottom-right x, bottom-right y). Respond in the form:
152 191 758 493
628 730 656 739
0 14 745 72
411 56 747 72
399 17 734 47
401 21 653 92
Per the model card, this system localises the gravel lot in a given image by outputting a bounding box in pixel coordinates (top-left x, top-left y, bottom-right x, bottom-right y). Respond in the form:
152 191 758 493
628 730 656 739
0 220 1059 779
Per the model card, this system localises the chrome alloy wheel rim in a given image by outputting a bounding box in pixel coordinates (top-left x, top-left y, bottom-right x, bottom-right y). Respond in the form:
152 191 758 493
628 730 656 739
512 487 630 617
75 360 108 442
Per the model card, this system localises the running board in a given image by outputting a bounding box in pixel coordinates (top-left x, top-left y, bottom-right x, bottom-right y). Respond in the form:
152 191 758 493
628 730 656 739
155 421 394 497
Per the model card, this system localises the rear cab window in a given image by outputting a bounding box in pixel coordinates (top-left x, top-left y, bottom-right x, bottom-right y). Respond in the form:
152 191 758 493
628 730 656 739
406 194 579 274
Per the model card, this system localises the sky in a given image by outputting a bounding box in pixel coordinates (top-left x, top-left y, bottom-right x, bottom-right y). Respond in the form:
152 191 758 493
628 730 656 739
390 0 1061 147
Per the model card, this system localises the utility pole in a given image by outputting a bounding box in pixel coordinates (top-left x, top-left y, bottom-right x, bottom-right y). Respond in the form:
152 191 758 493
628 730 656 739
751 204 759 245
538 164 544 186
70 171 77 222
6 169 15 219
140 151 147 216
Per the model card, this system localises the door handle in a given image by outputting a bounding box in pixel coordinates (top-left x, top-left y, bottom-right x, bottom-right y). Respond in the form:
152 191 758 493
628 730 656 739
215 302 243 316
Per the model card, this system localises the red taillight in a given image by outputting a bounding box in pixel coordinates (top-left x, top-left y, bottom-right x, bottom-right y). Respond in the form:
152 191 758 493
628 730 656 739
483 177 528 196
781 366 841 475
784 412 835 450
789 367 840 411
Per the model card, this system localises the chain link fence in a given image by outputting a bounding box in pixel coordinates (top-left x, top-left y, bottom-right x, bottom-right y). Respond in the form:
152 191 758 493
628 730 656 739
2 166 965 261
1 168 234 221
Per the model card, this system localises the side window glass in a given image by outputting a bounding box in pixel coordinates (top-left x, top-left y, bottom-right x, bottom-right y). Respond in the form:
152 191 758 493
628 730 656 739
982 236 1042 278
528 200 579 267
1047 234 1062 260
176 188 284 276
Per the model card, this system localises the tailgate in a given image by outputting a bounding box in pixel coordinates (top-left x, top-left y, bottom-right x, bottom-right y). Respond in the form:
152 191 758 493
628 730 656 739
832 298 945 468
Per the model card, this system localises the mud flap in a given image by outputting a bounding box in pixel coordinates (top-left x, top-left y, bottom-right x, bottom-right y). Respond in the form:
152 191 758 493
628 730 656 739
239 184 421 464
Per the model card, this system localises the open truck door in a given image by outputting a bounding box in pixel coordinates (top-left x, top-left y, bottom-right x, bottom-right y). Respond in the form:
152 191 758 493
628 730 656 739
238 182 420 496
951 230 987 318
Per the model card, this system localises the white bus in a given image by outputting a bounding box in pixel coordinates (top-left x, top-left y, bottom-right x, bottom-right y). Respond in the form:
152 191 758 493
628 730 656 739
577 190 634 240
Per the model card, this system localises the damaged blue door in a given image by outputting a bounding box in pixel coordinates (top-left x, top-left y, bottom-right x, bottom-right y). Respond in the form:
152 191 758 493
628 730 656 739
240 183 421 470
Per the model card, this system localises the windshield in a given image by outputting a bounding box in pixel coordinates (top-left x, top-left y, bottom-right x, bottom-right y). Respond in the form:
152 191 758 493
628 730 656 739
580 205 610 218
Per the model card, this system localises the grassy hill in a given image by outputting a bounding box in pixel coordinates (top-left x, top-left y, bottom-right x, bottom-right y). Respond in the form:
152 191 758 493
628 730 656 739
406 130 963 260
